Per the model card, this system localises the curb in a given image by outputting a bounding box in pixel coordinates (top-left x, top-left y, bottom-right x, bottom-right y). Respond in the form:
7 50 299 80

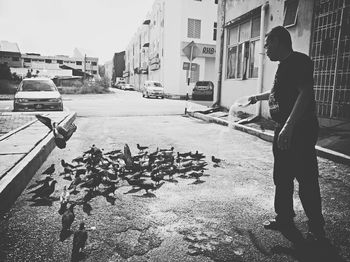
188 111 350 165
0 112 77 214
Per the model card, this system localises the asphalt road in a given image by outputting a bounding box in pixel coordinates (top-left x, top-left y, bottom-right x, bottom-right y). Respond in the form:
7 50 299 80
1 89 350 262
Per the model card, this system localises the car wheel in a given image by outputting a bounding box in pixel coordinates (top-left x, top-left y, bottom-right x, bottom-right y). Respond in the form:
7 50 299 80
142 92 145 97
146 92 149 98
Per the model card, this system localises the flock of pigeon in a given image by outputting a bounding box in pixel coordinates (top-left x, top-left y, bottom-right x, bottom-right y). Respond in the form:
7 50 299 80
26 139 223 261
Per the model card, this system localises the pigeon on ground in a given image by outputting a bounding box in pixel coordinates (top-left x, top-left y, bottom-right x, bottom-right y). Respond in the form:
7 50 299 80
61 159 80 169
60 186 70 204
82 202 92 215
62 203 75 232
30 180 57 200
27 175 53 190
71 222 88 262
42 164 55 175
35 114 77 149
137 144 148 152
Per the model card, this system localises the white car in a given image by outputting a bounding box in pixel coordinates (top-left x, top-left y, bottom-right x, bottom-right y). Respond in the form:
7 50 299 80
121 83 135 91
142 80 164 99
13 78 63 111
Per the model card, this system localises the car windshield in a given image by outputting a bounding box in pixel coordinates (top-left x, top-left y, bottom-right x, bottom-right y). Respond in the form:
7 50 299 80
149 82 162 87
20 80 57 92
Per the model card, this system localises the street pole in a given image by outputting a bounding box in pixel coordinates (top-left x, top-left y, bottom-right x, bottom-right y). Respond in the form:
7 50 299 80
185 45 194 115
83 54 86 81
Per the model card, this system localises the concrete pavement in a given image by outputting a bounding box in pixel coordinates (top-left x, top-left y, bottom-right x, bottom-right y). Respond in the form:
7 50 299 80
188 109 350 165
0 92 349 261
0 111 76 214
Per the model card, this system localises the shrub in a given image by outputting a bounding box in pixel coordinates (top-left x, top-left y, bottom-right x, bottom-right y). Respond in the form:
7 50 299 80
0 80 17 94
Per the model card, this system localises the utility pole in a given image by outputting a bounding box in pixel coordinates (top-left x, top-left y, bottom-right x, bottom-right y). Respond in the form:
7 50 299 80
185 45 194 115
83 54 86 81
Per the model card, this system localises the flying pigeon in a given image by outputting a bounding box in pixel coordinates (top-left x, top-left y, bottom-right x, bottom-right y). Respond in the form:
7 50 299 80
35 114 77 149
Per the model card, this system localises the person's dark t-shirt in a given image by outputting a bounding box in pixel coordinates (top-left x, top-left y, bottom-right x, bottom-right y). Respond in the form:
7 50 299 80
268 51 316 124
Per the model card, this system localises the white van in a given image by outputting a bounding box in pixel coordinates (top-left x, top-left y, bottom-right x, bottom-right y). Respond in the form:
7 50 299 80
142 80 164 99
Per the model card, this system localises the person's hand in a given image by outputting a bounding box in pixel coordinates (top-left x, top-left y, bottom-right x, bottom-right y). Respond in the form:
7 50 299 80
277 123 294 150
248 96 258 104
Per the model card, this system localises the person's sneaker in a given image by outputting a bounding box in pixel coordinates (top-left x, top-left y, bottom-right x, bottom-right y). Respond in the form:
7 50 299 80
263 219 294 231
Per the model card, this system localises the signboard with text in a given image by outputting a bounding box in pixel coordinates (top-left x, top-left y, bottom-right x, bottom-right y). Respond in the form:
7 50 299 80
181 42 216 58
182 62 197 71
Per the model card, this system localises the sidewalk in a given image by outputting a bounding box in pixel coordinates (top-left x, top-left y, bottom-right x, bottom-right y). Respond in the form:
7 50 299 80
0 111 76 213
187 106 350 165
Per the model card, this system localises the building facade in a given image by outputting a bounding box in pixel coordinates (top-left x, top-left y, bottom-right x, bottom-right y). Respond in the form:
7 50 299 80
125 0 218 96
215 0 350 121
113 51 126 84
21 53 99 77
0 41 22 68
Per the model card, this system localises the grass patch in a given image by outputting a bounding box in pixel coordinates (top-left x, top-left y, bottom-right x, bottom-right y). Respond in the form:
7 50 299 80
59 79 111 94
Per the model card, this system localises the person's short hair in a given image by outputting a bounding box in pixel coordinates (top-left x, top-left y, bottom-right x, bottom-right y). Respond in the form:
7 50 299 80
267 26 292 49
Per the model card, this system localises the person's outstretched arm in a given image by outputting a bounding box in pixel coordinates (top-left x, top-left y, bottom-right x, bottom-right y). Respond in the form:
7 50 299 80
248 91 271 104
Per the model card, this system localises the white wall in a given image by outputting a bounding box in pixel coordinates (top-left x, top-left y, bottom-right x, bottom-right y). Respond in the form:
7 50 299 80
218 0 314 118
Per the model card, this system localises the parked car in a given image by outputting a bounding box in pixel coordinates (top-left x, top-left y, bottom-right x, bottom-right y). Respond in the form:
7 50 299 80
142 80 164 99
13 78 63 112
192 81 214 101
121 83 135 91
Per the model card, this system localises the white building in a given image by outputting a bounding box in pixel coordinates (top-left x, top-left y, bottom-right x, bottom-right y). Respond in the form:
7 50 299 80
215 0 350 121
125 0 218 97
21 53 99 77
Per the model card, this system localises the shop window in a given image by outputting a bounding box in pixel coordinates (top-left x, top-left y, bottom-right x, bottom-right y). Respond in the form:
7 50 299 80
283 0 299 27
188 18 201 39
226 15 260 80
45 59 52 63
76 61 82 65
12 57 19 61
24 58 31 63
91 61 97 66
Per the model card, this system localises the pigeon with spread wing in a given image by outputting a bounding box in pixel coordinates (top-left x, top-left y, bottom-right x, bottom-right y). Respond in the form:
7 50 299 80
35 114 77 149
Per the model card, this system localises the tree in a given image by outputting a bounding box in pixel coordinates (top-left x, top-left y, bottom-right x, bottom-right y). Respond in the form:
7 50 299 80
0 64 12 80
98 65 105 77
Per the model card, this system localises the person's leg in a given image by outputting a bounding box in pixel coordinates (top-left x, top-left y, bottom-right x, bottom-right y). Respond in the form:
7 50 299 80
295 118 325 239
297 149 325 239
265 131 296 230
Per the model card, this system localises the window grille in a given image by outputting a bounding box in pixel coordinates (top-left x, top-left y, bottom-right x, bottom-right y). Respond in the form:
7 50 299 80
188 19 201 39
310 0 350 119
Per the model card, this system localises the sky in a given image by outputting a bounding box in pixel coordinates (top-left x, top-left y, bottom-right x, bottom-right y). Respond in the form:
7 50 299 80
0 0 155 64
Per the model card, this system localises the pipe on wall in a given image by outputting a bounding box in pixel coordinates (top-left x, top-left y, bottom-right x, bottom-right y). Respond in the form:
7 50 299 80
256 1 269 116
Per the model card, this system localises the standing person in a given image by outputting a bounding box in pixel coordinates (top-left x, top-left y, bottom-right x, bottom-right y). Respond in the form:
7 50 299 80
248 26 325 241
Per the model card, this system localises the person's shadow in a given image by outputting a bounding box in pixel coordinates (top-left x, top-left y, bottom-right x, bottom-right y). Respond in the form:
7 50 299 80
271 225 345 262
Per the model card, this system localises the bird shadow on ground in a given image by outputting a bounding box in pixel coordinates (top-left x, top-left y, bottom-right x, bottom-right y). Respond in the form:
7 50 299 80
123 188 142 194
270 227 346 262
189 180 205 185
27 197 59 206
163 178 179 183
134 192 157 198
